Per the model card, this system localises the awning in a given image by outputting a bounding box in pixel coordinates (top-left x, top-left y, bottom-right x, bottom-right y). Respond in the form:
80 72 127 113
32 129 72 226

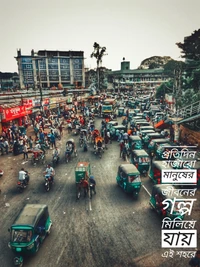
155 119 173 129
177 113 200 124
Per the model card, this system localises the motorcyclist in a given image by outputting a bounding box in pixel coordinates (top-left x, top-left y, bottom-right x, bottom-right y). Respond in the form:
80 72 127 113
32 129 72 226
65 143 73 156
44 164 55 182
52 147 60 162
89 175 96 194
18 168 29 185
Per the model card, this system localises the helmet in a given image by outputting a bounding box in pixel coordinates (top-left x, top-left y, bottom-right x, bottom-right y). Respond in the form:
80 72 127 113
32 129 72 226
90 175 94 179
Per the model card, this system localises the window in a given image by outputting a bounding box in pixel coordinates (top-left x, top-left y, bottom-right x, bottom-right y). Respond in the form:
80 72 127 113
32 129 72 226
11 229 32 243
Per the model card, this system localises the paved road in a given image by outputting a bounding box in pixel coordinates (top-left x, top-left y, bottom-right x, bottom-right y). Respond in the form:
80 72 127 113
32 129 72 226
0 117 199 267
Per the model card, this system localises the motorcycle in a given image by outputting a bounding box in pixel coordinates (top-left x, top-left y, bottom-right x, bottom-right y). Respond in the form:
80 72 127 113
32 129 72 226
65 150 72 163
52 154 59 167
44 174 53 192
94 146 103 158
17 172 29 193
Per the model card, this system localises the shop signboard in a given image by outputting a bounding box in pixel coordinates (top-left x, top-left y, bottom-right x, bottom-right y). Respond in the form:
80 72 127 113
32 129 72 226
1 105 32 122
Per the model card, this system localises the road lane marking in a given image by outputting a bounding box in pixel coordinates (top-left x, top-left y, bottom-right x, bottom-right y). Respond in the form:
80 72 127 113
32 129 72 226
89 197 92 211
142 184 151 197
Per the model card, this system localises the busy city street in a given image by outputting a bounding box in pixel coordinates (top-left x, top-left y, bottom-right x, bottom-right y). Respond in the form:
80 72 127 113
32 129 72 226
0 105 199 267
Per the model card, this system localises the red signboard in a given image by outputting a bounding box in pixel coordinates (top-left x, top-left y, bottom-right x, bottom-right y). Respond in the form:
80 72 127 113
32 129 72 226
1 105 32 122
22 99 33 110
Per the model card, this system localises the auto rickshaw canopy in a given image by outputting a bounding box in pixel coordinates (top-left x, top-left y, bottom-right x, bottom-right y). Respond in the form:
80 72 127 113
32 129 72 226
119 164 140 175
151 184 184 201
12 204 49 228
132 149 149 157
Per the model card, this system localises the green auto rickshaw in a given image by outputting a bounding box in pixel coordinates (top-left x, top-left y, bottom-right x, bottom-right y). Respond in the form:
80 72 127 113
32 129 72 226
116 164 141 199
129 101 136 109
129 135 143 150
75 161 91 199
143 110 151 119
118 107 125 117
143 132 163 148
131 119 146 128
8 204 52 266
155 143 176 160
111 125 127 140
149 184 185 220
134 108 140 114
106 120 118 130
140 129 155 139
148 160 174 184
148 138 170 155
75 161 91 183
130 149 150 176
136 121 150 130
140 126 154 132
128 110 136 121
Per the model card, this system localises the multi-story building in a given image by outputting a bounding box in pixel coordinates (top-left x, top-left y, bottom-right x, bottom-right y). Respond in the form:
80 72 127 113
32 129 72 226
108 60 169 91
0 72 19 90
15 49 85 89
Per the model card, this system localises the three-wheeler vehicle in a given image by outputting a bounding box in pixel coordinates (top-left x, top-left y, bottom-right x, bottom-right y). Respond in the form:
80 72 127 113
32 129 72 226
155 143 177 160
118 107 125 117
140 125 155 133
131 118 146 128
129 101 136 109
143 132 163 148
130 149 150 176
149 184 185 220
143 110 151 119
135 121 151 130
148 160 174 184
111 125 127 140
129 135 143 150
134 108 140 114
75 161 91 199
148 138 170 155
106 120 118 130
149 106 160 117
8 204 52 267
128 110 136 121
116 164 141 199
140 129 155 139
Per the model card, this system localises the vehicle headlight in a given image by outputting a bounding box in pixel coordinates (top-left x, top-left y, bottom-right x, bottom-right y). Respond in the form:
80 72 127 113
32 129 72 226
27 243 34 250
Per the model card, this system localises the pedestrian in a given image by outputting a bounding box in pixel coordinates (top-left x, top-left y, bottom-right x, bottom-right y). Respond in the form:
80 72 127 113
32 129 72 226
119 140 124 158
28 136 33 149
3 139 9 154
23 143 29 160
49 133 56 149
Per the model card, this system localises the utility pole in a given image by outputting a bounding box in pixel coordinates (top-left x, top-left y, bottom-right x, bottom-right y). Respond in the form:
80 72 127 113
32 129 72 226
173 64 182 143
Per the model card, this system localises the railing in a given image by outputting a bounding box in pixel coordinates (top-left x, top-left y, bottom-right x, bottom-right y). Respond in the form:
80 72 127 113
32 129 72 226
178 101 200 119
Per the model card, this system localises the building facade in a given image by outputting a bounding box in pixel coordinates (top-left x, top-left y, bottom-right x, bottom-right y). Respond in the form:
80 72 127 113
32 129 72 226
15 49 85 89
0 72 19 90
108 60 169 91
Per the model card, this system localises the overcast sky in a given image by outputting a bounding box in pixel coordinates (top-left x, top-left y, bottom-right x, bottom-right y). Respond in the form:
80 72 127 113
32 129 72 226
0 0 200 72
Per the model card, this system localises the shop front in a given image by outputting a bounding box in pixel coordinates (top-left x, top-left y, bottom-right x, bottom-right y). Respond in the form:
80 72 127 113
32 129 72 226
0 104 32 134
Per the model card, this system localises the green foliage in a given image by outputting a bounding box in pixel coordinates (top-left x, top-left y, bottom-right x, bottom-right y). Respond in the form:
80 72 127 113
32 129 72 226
176 29 200 61
155 81 173 98
91 42 107 67
163 60 185 78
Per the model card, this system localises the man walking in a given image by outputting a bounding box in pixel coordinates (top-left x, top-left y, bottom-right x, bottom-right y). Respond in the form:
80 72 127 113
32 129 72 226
23 143 29 160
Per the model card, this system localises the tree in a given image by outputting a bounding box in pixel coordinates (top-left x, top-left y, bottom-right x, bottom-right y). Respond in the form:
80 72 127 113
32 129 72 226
91 42 107 92
163 60 185 78
176 29 200 61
